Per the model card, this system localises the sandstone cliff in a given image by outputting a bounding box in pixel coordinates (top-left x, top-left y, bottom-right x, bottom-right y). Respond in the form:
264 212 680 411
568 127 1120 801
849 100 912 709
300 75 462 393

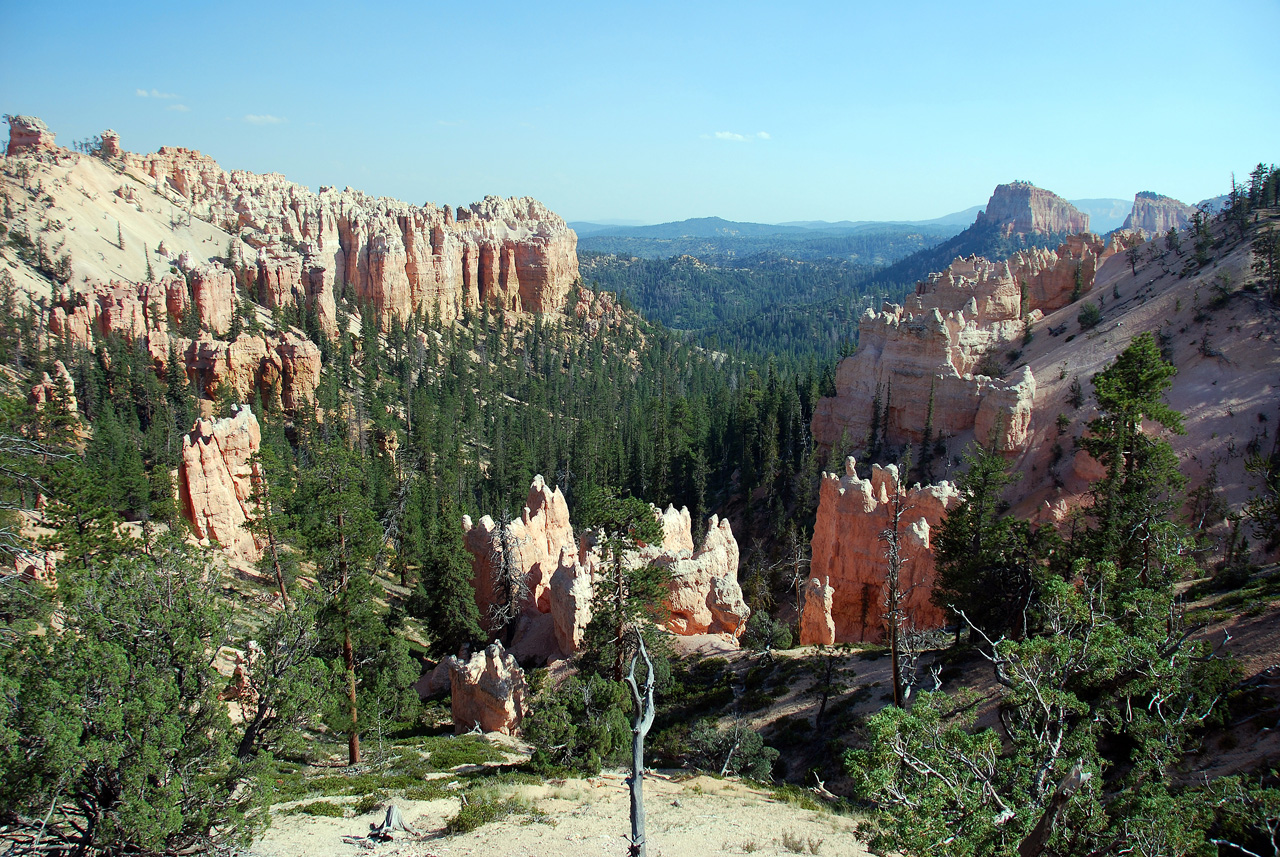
121 146 579 332
810 459 959 642
1121 191 1197 237
974 182 1090 236
812 232 1125 456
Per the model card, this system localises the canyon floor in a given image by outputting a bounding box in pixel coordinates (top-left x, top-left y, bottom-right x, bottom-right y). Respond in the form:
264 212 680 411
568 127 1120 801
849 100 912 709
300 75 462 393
249 772 870 857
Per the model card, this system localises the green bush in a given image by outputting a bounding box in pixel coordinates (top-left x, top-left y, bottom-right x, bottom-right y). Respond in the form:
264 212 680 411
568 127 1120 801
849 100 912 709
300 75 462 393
444 793 531 834
291 801 346 818
1078 300 1102 330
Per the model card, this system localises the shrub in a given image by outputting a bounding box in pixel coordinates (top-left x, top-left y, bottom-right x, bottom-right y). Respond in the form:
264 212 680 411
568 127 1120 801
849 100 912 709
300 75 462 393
1078 301 1102 330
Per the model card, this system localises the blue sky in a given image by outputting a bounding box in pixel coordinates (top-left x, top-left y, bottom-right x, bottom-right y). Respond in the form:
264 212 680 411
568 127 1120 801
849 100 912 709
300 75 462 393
3 0 1276 224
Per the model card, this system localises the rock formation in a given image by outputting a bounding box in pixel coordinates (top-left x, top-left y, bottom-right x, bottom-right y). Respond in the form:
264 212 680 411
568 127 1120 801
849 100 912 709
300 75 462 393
644 513 750 638
799 576 835 646
178 405 262 561
1121 191 1197 237
462 477 750 661
99 129 121 159
549 548 593 655
812 232 1123 455
119 145 579 331
974 182 1090 236
5 115 57 156
14 549 56 584
810 458 959 642
463 475 576 624
446 642 527 735
28 360 77 412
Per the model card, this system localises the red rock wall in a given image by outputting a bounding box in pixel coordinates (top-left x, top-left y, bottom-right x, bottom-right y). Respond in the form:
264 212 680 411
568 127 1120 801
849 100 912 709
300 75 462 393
122 147 579 330
810 459 959 642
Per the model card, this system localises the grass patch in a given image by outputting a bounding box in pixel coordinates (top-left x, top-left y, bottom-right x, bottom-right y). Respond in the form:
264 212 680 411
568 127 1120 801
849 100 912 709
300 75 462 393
287 800 346 818
403 780 452 802
443 791 547 835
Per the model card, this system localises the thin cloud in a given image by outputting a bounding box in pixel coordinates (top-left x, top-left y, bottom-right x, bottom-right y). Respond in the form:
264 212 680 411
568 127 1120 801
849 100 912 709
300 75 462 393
136 88 180 99
708 130 771 142
166 104 190 112
243 114 285 125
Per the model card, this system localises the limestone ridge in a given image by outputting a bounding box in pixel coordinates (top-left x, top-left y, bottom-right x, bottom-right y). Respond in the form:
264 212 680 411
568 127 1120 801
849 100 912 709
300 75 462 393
121 143 579 334
1121 191 1198 237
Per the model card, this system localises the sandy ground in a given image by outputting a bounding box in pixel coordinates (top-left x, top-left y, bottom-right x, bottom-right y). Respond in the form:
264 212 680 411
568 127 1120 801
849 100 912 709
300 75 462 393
249 773 870 857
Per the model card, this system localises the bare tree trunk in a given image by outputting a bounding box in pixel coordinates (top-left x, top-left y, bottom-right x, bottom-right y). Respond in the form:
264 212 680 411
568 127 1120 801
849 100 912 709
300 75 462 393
625 633 656 857
338 512 360 766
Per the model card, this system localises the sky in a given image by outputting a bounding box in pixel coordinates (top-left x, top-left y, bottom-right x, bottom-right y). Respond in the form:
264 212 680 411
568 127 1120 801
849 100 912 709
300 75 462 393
2 0 1277 225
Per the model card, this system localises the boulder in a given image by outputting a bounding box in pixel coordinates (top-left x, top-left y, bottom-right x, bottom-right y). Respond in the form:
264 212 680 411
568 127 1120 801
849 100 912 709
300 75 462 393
446 642 527 735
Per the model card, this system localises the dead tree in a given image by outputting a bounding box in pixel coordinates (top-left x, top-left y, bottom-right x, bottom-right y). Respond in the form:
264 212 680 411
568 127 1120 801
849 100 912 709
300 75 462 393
879 456 914 708
624 631 657 857
486 510 528 644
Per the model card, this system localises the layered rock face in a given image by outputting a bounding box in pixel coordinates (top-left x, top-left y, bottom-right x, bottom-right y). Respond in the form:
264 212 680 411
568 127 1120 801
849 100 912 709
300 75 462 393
44 276 321 413
446 642 528 735
810 459 959 642
974 182 1090 236
799 576 835 646
178 406 262 562
1121 191 1197 237
812 233 1121 455
5 115 56 156
121 146 579 331
462 477 749 662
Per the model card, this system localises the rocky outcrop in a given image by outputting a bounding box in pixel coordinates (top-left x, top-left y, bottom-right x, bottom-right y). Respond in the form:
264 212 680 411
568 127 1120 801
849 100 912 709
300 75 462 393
1121 191 1197 237
99 129 121 159
644 514 750 638
463 475 576 626
462 478 750 661
184 331 321 412
178 406 262 561
799 576 835 646
975 182 1089 236
189 262 236 335
5 115 56 156
28 360 77 412
811 233 1120 456
14 549 56 584
549 548 593 655
120 146 579 329
446 642 527 735
810 459 959 642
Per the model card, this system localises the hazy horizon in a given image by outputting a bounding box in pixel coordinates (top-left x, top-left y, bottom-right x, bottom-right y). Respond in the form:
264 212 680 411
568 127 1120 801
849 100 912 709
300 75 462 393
3 0 1276 225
